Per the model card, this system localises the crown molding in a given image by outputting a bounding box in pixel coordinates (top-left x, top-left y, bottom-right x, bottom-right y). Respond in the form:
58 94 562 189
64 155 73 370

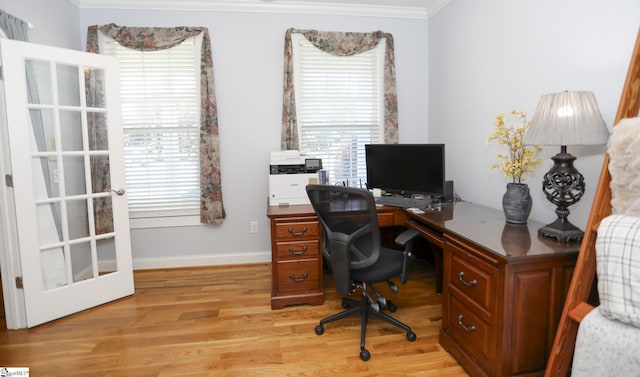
68 0 453 20
427 0 452 18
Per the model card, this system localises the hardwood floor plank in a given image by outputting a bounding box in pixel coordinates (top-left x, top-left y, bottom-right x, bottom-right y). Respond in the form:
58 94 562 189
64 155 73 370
0 261 468 376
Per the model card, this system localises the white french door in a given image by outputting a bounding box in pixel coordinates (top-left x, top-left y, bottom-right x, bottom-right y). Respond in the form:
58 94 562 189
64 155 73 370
0 39 133 328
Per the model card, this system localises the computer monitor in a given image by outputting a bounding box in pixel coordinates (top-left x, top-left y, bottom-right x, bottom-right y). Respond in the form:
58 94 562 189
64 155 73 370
365 144 445 198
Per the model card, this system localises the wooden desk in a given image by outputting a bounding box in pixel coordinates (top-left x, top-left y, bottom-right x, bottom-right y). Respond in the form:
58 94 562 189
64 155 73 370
266 204 405 309
406 201 580 377
268 200 579 377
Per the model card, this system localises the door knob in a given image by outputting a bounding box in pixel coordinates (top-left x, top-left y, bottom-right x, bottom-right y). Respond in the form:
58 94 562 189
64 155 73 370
109 188 125 195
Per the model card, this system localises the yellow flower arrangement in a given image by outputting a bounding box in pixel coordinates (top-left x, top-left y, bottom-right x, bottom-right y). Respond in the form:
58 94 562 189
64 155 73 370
487 110 542 184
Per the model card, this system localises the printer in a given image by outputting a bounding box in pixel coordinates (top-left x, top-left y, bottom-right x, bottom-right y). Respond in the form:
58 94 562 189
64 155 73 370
269 150 323 206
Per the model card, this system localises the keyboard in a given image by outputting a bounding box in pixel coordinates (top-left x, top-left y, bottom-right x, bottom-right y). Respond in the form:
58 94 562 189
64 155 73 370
375 195 432 209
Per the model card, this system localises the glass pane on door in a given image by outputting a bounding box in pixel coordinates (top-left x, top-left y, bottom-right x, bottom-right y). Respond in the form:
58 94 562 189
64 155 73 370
29 109 55 152
35 202 62 244
67 199 90 240
70 242 93 283
57 63 81 107
89 155 110 193
32 156 60 199
94 196 114 234
97 238 117 275
60 110 84 151
26 59 52 105
63 156 87 196
88 112 109 151
40 247 67 290
85 67 106 108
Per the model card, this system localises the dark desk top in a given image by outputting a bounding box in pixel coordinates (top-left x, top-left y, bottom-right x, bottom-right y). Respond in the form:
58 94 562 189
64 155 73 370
267 200 580 260
405 201 581 259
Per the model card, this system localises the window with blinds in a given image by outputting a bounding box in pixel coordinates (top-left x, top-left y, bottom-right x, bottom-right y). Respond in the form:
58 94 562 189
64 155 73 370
292 33 385 187
99 34 201 221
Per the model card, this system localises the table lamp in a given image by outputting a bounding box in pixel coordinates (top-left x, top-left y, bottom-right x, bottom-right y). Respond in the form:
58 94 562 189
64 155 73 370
524 91 610 242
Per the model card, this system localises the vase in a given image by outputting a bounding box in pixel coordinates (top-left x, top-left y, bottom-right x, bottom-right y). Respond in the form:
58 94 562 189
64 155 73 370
502 183 532 224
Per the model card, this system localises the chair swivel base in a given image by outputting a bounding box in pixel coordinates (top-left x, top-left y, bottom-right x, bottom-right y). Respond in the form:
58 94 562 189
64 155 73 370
341 295 397 312
314 293 417 361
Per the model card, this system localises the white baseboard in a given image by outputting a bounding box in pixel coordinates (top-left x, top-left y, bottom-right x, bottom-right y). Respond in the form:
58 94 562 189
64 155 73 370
132 251 271 270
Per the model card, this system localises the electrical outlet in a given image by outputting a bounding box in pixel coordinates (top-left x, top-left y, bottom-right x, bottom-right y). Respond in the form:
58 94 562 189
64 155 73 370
250 221 259 234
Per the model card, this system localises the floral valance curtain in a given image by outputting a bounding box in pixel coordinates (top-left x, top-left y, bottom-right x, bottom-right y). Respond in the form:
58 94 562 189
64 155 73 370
281 27 399 150
86 23 225 225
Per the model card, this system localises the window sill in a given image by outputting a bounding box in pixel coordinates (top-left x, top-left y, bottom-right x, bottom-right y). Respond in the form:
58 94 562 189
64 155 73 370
129 215 202 229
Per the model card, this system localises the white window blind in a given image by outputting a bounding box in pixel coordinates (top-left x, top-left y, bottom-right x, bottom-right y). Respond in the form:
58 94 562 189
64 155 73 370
292 33 385 187
99 33 201 220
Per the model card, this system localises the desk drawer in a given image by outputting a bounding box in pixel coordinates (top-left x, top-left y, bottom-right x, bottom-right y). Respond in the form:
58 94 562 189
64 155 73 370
377 211 395 227
275 259 321 294
444 292 494 375
274 220 320 241
447 242 498 318
275 240 320 259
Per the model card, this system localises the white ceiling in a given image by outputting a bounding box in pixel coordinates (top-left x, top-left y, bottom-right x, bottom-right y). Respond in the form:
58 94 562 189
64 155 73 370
69 0 453 19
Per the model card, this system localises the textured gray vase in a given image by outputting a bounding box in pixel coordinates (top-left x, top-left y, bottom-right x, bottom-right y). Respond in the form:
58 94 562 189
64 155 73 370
502 183 532 224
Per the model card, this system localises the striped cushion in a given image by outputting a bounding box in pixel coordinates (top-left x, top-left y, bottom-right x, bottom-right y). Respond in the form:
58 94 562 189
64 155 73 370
596 214 640 328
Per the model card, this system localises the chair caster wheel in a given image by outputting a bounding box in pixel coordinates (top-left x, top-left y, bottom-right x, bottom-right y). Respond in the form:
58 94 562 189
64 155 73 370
388 302 397 312
360 349 370 361
315 325 324 335
342 302 350 309
407 331 417 342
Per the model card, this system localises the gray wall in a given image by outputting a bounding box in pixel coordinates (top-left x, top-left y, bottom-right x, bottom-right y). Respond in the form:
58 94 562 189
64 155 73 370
1 1 428 268
429 0 640 231
0 0 79 49
76 7 429 267
4 0 640 268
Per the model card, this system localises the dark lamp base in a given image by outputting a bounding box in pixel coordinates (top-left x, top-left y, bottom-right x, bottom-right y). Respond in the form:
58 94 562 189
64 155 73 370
537 146 586 244
537 217 584 243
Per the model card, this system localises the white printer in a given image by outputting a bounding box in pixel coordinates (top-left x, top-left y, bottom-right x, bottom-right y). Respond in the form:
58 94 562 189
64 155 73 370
269 150 323 206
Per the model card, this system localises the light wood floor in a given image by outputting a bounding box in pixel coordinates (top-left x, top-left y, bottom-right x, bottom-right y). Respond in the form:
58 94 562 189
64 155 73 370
0 260 468 376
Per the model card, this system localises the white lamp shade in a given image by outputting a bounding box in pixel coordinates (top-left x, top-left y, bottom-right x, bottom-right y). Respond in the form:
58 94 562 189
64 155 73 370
524 91 610 146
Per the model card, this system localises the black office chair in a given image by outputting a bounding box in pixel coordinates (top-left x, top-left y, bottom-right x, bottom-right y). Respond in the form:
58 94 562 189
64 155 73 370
306 184 420 361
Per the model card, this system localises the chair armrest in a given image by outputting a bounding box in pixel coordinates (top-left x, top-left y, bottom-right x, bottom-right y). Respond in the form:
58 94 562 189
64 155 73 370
395 229 421 284
395 229 421 247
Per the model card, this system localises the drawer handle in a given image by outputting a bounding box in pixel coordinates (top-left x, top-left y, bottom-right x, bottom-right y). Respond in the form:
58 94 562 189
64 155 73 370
289 273 309 282
457 314 476 333
458 271 478 287
288 227 308 236
288 246 308 255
